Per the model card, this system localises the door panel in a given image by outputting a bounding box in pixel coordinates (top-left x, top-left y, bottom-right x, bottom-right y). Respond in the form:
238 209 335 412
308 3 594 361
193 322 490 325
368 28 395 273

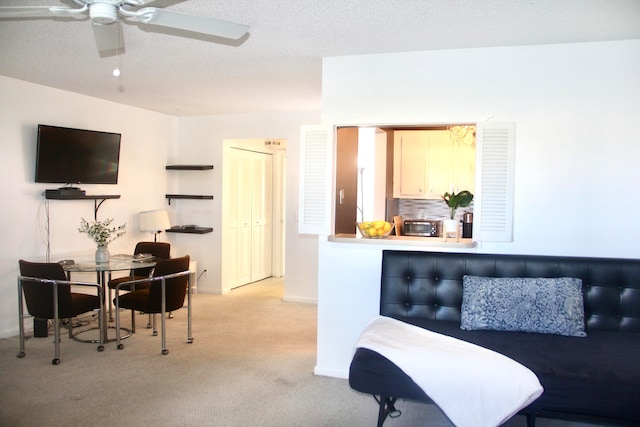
335 127 358 234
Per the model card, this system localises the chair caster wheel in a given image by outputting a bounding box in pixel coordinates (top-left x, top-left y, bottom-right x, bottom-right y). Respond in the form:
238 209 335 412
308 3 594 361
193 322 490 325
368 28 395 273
117 344 124 350
52 358 60 365
187 338 193 344
152 332 158 336
146 324 152 329
17 351 25 358
97 345 105 352
162 349 169 355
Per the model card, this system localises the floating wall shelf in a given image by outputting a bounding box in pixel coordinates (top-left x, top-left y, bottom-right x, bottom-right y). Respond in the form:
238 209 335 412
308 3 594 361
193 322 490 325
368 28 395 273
43 193 120 220
165 194 214 205
166 226 213 234
165 164 214 233
166 165 214 170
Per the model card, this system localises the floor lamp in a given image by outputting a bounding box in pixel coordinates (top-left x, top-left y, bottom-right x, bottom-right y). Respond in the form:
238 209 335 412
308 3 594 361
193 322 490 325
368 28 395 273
139 209 171 242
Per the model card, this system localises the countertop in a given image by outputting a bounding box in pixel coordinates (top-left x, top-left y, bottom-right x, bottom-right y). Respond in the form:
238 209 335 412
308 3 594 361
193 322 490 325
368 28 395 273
328 233 477 248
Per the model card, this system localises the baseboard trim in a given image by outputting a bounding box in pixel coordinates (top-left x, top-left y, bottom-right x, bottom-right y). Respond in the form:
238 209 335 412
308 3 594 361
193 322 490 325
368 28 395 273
283 295 317 304
314 365 349 379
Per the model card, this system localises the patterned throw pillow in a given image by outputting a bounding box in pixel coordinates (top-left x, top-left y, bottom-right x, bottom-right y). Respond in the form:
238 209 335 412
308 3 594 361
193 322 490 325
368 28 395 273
461 276 587 337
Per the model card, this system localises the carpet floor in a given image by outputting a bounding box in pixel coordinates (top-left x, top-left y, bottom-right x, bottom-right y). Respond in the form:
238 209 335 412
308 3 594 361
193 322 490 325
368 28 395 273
0 278 598 426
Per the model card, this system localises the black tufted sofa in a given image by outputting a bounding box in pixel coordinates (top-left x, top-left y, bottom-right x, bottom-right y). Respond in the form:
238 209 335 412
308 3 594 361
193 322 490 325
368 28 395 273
349 250 640 427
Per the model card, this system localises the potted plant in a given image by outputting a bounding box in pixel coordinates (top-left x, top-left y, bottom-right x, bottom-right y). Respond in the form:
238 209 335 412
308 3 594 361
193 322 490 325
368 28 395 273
79 217 126 263
442 190 474 236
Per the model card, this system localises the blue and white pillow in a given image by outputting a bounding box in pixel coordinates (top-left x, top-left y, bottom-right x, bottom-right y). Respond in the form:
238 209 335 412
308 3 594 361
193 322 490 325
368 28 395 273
461 276 587 337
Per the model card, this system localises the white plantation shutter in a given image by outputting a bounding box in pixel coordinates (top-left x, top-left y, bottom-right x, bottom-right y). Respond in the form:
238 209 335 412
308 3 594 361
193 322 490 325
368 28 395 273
298 125 333 235
474 122 515 242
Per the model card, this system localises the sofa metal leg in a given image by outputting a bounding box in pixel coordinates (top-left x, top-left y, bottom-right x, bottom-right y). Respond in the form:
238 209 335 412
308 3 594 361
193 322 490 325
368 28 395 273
375 396 399 427
526 413 536 427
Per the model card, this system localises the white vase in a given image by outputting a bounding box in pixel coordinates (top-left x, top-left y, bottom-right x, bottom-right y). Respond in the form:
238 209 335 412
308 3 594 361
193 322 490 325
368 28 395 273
444 219 459 238
95 246 110 264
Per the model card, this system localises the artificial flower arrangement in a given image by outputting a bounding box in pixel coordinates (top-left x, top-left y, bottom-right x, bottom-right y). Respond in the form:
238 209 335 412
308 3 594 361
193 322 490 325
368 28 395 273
78 217 126 247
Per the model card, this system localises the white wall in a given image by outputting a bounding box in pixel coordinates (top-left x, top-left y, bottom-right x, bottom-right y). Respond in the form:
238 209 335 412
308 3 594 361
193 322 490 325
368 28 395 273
0 75 175 337
323 39 640 257
0 75 321 338
315 39 640 378
175 111 321 301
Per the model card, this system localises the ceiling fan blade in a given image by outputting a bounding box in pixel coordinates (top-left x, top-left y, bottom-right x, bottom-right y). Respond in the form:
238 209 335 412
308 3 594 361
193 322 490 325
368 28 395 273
134 7 249 40
92 21 125 56
0 5 85 19
125 0 161 5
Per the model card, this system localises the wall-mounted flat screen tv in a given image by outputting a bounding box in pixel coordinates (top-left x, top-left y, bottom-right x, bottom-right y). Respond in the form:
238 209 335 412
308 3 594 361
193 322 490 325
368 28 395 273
35 124 121 185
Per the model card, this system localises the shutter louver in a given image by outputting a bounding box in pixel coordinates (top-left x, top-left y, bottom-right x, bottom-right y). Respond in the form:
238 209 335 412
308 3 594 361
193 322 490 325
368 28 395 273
475 123 515 242
299 125 333 234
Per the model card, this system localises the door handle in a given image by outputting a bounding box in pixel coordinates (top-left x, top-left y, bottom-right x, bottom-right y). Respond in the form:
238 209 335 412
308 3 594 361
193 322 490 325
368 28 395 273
339 189 345 205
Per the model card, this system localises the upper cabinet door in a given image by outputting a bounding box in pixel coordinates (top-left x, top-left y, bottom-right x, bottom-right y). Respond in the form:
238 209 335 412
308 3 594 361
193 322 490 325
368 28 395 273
453 134 476 195
393 130 456 200
426 130 454 197
394 131 428 197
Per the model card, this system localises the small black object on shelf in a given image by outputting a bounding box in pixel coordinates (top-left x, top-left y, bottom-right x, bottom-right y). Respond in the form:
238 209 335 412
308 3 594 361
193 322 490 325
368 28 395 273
166 226 213 234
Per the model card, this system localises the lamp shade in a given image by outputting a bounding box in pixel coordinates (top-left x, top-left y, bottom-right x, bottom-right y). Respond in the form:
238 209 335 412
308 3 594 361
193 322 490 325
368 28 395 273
139 209 171 232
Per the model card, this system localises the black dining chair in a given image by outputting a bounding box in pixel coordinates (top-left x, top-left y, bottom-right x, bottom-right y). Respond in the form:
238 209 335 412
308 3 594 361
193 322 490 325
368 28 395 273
114 255 192 355
107 241 170 328
18 259 104 365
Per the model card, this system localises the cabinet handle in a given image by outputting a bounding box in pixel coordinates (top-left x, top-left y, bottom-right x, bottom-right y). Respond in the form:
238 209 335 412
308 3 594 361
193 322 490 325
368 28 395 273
339 189 345 205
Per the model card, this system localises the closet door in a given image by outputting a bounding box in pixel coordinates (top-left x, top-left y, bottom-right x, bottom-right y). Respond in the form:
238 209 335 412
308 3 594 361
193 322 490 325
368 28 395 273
250 152 273 282
228 148 252 287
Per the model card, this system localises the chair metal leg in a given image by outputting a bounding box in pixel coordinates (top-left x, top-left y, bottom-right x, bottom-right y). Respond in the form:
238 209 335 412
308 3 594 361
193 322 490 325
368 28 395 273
160 277 168 355
108 288 113 322
187 275 193 344
115 289 124 350
152 313 157 336
67 318 73 338
16 279 26 359
52 284 60 365
97 287 105 352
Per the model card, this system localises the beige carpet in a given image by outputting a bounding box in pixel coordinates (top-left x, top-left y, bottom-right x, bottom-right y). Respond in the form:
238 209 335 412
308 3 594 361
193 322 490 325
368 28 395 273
0 278 597 427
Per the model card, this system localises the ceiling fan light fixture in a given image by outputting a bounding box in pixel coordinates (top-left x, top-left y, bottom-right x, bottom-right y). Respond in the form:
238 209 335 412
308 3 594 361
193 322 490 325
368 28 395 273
89 3 118 25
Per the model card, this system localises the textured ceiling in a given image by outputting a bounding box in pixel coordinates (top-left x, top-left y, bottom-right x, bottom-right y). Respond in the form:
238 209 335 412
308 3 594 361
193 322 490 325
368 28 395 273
1 0 639 116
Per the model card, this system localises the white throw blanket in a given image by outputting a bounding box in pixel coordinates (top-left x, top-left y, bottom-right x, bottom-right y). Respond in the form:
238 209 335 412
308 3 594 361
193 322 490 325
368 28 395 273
355 316 543 427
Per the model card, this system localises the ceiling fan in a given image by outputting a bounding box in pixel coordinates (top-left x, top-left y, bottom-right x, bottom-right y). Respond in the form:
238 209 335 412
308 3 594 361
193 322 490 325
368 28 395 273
0 1 250 55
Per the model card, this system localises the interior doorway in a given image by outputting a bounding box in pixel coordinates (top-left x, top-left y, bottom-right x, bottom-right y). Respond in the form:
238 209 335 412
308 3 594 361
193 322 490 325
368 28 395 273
221 139 286 292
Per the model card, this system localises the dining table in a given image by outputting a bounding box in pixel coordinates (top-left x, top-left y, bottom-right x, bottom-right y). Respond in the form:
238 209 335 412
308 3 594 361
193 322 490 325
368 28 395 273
63 254 156 343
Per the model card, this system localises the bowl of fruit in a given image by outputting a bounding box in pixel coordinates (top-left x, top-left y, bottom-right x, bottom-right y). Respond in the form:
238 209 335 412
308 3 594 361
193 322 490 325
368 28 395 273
356 220 395 238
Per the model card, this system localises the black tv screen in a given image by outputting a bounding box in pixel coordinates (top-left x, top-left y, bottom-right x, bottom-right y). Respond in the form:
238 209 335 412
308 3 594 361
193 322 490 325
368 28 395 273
35 124 121 185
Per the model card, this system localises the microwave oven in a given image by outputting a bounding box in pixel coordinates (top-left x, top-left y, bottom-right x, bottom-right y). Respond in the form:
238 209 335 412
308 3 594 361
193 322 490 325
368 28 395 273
403 219 442 237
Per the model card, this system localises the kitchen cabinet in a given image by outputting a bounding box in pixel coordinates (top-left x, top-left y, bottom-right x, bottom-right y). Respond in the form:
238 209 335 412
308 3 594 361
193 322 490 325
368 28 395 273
394 131 429 197
454 139 475 194
393 130 474 199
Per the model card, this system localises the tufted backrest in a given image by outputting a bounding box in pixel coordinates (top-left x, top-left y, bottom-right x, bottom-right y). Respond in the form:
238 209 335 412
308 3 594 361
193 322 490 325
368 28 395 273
380 250 640 333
